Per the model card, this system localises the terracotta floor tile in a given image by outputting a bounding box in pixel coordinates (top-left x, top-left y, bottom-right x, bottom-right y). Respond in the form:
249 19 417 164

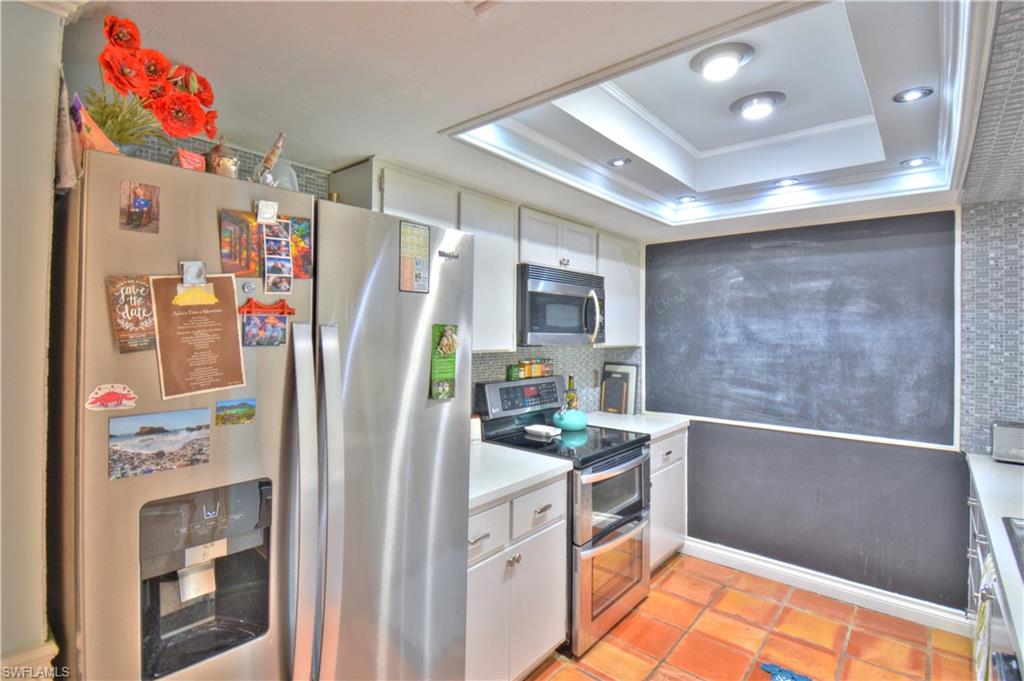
656 570 722 604
853 609 928 646
846 630 926 678
774 607 848 651
666 631 753 681
930 629 973 660
930 651 973 681
711 588 781 627
758 633 840 681
679 556 740 584
787 589 856 623
609 611 683 659
691 609 769 655
729 572 792 602
555 665 605 681
840 658 917 681
525 655 565 681
648 663 704 681
577 639 658 681
636 590 704 629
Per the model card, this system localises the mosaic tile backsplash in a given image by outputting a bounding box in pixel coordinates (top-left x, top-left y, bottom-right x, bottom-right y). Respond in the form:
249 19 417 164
126 135 329 199
472 346 643 414
960 200 1024 454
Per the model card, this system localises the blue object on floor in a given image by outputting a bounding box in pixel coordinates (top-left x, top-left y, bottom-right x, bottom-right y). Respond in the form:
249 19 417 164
760 663 813 681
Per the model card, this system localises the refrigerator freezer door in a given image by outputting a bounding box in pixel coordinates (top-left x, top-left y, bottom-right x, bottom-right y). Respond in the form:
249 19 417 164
54 151 317 679
316 200 474 680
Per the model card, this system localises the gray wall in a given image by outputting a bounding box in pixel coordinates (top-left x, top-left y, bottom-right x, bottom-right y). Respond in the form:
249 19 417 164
472 346 642 413
960 200 1024 454
688 422 969 608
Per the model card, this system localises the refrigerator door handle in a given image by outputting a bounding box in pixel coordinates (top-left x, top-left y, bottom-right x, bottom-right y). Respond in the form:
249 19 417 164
290 323 320 681
317 324 346 679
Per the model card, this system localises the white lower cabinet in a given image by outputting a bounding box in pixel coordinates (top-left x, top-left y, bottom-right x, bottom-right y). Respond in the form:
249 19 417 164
466 493 567 681
650 459 685 569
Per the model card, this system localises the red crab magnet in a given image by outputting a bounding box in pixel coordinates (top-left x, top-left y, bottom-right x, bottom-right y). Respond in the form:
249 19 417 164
86 384 138 411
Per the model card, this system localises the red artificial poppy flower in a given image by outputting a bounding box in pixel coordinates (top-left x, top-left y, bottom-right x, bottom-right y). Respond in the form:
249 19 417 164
134 77 172 106
103 15 141 50
204 110 218 140
152 92 206 138
194 73 215 107
167 64 194 87
99 44 146 96
138 49 170 80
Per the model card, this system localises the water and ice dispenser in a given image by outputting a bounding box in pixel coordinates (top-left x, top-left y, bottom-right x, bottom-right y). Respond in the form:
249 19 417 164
139 479 272 679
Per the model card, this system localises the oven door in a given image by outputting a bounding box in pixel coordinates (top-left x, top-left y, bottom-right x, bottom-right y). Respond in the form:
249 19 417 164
574 446 650 546
571 511 651 657
520 278 604 346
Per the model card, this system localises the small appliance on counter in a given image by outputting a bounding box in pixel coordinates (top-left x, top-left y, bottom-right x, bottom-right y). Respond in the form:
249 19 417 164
991 422 1024 464
475 375 651 656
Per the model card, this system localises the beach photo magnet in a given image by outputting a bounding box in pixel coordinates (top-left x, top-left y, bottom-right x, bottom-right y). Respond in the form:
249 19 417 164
215 398 256 426
86 384 138 411
119 180 160 234
108 408 211 481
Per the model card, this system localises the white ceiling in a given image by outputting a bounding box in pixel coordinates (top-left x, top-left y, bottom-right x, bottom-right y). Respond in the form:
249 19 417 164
62 1 993 241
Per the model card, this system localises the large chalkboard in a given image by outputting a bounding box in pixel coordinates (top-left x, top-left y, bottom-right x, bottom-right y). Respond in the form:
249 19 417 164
646 212 956 444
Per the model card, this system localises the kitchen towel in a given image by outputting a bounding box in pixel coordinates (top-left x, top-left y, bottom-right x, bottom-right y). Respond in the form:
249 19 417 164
974 553 996 681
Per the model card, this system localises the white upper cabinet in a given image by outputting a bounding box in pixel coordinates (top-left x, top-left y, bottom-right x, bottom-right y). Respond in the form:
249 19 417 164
329 158 458 229
519 207 597 274
598 232 642 346
458 191 517 352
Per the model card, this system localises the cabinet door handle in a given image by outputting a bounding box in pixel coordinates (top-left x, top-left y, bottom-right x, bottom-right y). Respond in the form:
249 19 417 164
663 450 673 458
468 532 490 547
534 503 553 516
974 532 989 545
967 498 979 508
975 584 995 603
506 553 522 568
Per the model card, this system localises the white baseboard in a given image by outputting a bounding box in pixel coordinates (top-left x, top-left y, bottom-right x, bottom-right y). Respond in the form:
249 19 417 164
1 640 60 673
682 538 973 637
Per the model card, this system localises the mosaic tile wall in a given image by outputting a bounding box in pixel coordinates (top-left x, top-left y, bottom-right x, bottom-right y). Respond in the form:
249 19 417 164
960 200 1024 454
472 346 643 414
127 135 329 198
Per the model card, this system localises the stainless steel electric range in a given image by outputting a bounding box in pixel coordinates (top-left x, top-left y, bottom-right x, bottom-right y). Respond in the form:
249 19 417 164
475 376 652 657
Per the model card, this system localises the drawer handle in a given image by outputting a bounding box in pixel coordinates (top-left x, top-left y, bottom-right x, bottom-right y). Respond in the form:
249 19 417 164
534 503 553 516
506 553 522 568
968 548 978 559
967 497 979 507
663 450 673 458
975 585 995 603
975 532 989 545
468 532 491 547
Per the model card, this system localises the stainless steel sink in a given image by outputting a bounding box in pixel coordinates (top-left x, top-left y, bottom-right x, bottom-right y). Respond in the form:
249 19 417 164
1004 517 1024 577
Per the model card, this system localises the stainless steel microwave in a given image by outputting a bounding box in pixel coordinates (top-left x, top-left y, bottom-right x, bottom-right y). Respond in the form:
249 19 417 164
518 263 605 345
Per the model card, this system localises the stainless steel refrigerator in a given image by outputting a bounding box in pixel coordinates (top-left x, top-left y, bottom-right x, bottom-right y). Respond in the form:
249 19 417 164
51 151 320 680
314 200 474 680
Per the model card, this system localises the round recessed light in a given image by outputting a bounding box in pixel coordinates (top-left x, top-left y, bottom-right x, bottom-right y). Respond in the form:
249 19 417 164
608 157 631 168
689 42 755 82
775 178 799 187
893 87 934 103
730 91 786 121
676 196 696 205
901 157 932 167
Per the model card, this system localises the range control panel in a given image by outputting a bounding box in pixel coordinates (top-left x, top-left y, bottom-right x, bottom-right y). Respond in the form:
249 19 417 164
475 376 566 420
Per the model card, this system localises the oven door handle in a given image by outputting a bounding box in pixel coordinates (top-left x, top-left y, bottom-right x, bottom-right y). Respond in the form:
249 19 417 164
579 448 649 485
580 513 650 560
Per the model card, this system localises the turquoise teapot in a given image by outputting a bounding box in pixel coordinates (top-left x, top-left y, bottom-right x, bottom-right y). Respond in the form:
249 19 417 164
552 407 588 431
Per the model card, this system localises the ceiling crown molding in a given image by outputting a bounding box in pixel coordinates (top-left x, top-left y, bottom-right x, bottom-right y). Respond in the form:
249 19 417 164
21 0 87 21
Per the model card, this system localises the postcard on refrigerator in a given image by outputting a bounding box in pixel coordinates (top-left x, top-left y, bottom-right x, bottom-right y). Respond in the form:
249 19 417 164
119 180 160 234
241 314 288 347
215 398 256 426
107 275 156 353
108 407 210 480
150 274 246 399
399 221 429 293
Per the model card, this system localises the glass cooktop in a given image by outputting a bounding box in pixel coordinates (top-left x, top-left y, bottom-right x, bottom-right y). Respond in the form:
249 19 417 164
487 425 650 468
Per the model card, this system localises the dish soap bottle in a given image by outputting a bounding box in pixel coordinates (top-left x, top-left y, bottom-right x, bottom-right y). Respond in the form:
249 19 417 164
553 374 588 431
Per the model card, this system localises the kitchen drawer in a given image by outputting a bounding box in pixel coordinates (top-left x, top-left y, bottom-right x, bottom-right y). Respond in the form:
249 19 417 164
468 503 510 566
651 432 686 473
511 479 567 540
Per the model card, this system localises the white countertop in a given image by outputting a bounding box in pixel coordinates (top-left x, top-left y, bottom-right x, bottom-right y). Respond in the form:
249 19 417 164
966 454 1024 661
469 442 572 513
585 411 690 440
